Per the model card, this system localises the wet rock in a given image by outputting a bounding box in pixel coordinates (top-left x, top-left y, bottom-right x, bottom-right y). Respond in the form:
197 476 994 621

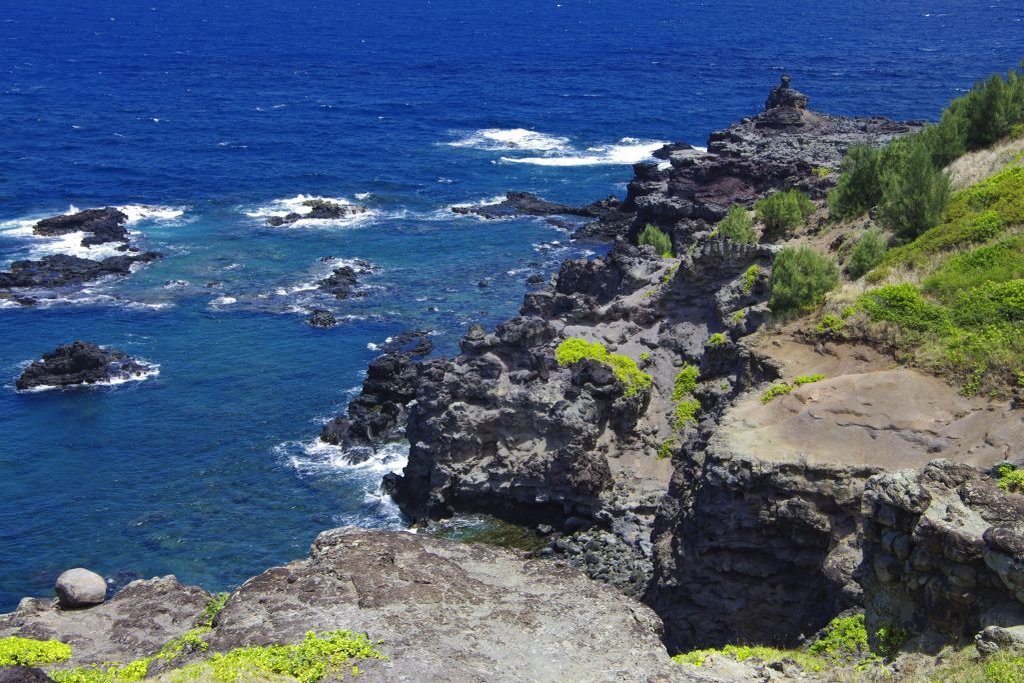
316 266 358 299
451 191 593 219
306 309 336 328
16 342 152 391
380 329 433 357
33 207 129 247
0 253 162 290
54 568 107 609
266 199 367 226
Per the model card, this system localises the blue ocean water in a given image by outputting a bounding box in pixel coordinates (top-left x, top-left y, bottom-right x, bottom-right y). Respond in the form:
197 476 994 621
1 0 1022 610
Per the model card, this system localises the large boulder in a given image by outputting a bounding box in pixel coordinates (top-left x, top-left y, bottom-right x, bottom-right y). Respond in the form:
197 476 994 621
54 569 107 609
33 208 129 247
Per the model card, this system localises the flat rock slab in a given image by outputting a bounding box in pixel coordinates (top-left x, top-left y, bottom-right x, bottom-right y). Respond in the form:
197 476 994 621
208 529 724 682
719 339 1023 469
0 576 210 666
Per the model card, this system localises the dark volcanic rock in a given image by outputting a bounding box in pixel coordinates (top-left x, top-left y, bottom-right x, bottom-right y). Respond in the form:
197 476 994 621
33 208 129 247
266 199 367 226
16 341 152 391
319 351 420 459
315 260 372 299
764 74 809 110
306 309 337 327
0 576 209 667
862 460 1024 646
380 329 433 357
452 191 593 219
0 668 54 683
0 253 162 290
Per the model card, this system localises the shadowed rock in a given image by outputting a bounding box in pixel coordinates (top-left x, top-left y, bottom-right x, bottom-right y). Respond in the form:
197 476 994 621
16 341 152 391
33 208 129 247
0 253 162 290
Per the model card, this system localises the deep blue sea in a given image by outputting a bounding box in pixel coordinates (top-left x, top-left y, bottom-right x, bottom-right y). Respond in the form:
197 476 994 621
1 0 1022 610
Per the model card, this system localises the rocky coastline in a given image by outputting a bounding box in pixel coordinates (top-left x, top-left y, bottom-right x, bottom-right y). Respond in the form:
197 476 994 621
4 77 1024 682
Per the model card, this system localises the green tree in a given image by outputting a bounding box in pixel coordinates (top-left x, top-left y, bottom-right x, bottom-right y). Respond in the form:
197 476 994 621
847 229 887 279
715 206 757 243
638 224 673 257
768 246 839 313
755 190 815 241
877 140 951 239
828 145 883 220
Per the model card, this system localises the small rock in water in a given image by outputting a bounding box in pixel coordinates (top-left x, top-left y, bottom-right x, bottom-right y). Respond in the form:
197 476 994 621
478 279 489 288
55 567 107 608
307 309 337 328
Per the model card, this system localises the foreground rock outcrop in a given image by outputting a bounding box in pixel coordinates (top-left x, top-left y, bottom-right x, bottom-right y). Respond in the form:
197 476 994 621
0 577 210 666
2 530 739 682
16 341 155 391
862 460 1024 649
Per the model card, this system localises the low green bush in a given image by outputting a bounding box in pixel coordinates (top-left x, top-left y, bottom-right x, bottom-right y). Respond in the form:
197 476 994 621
638 224 673 257
742 264 760 293
761 383 793 403
555 338 652 397
923 236 1024 302
715 206 757 244
755 190 815 241
794 374 826 386
768 247 839 314
706 332 727 347
815 314 846 336
673 399 700 429
673 364 700 401
808 614 870 666
847 229 887 279
657 438 676 460
0 636 73 667
997 463 1024 493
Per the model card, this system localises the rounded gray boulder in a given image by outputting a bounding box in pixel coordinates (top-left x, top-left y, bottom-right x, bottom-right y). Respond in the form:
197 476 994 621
55 568 107 608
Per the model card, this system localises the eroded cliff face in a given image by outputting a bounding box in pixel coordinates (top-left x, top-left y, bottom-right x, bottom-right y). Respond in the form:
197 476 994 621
862 461 1024 650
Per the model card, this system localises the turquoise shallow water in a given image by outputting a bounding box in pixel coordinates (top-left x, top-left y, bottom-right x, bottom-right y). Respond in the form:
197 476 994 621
1 0 1023 609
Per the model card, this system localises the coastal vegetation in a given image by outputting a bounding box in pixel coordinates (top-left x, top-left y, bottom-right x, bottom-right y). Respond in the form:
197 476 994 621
0 636 72 667
714 206 757 243
755 189 814 240
768 247 839 314
555 337 652 397
638 224 673 257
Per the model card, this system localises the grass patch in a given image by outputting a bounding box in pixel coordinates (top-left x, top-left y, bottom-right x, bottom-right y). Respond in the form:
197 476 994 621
761 383 793 403
742 264 760 293
815 314 846 336
672 364 700 400
0 636 73 667
673 399 700 429
555 338 652 397
673 644 826 673
657 438 676 460
706 332 727 347
794 374 826 386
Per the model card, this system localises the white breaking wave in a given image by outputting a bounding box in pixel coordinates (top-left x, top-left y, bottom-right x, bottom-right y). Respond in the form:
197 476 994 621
446 128 572 153
17 361 160 393
116 204 187 224
245 194 376 228
500 138 667 166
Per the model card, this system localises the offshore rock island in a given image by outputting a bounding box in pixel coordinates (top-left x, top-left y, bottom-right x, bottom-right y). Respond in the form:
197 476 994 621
3 75 1024 682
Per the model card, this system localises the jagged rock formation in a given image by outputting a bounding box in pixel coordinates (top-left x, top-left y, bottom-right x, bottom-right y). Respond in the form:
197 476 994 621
0 253 162 291
862 461 1024 648
0 577 210 666
16 341 154 391
764 74 809 110
306 308 337 327
33 208 130 247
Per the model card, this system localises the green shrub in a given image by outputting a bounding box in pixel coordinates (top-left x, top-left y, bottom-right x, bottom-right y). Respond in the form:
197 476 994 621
874 625 911 660
0 636 73 667
673 645 826 673
847 229 887 279
794 374 826 386
555 337 652 397
755 190 815 241
808 614 870 666
742 264 760 293
877 139 951 240
715 206 757 244
858 284 951 332
638 224 673 257
199 592 230 628
813 166 832 178
673 399 700 429
815 314 846 336
657 438 676 460
761 383 793 403
828 145 884 220
768 247 839 314
673 364 700 401
706 332 727 347
997 463 1024 493
924 236 1024 303
52 659 150 683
